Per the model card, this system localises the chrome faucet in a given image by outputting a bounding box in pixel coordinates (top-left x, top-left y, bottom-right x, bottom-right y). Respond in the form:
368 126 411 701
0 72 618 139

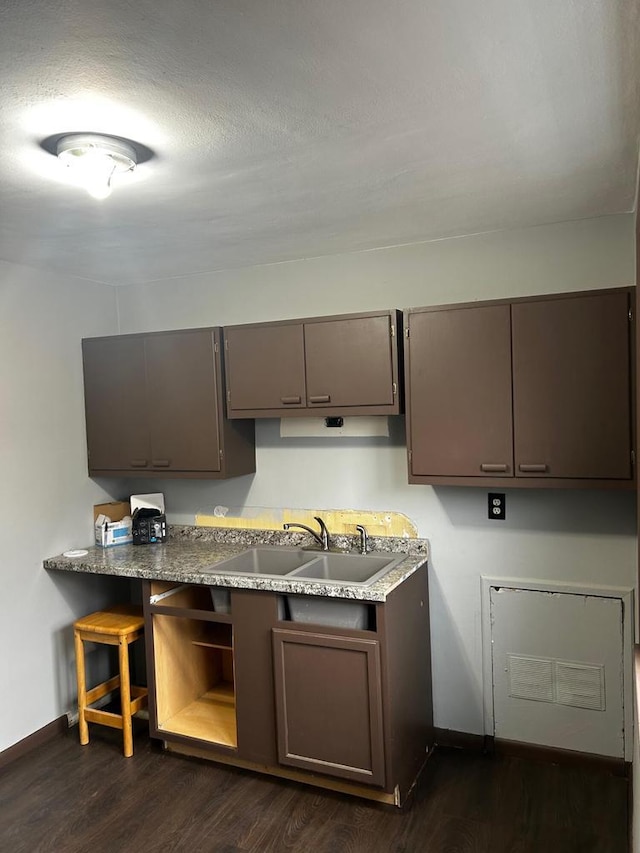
356 524 369 555
283 516 330 551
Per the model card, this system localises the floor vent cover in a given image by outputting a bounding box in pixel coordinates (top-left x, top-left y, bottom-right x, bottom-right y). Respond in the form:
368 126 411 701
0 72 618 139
555 662 605 711
508 656 554 703
507 655 605 711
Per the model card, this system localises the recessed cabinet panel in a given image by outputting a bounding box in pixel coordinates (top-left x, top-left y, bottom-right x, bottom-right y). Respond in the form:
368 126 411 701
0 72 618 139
272 628 385 786
145 330 221 472
305 316 394 408
225 324 306 411
82 336 149 471
512 292 632 479
407 305 513 477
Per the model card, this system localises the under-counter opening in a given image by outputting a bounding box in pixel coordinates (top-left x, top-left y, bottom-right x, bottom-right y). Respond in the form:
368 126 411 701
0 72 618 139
152 612 237 748
150 582 217 613
277 594 377 632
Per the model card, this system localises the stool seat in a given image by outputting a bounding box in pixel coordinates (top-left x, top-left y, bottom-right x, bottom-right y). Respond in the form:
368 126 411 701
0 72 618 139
74 604 148 758
74 605 145 636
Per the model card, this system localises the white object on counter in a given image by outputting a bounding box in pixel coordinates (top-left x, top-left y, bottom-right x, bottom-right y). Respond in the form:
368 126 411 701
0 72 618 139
130 493 165 514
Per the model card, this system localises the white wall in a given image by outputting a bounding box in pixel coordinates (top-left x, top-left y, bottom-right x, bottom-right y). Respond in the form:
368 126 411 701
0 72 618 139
117 214 637 737
117 214 634 329
0 260 125 752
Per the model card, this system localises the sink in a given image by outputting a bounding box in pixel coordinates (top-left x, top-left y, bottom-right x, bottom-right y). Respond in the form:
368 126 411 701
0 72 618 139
291 552 403 586
201 546 404 587
203 547 313 576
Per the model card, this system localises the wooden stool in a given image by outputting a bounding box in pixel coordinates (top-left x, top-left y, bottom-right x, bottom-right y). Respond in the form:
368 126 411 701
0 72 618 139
74 604 148 758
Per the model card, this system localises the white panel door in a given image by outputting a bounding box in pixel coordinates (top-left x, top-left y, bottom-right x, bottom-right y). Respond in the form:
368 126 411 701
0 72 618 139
490 588 624 758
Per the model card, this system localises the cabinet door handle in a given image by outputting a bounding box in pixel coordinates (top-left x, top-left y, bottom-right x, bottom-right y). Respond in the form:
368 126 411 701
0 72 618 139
308 395 331 404
280 396 302 405
518 463 548 473
480 463 508 473
130 459 148 468
152 459 171 468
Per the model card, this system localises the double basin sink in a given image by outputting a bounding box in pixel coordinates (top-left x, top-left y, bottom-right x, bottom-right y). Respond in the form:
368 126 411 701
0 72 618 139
202 546 404 587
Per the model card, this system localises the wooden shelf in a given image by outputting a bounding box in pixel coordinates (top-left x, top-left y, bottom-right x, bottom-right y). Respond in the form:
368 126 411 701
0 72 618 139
159 683 237 747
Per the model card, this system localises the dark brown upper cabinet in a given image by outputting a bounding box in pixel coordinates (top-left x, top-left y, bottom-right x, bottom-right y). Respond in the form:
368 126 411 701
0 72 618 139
406 303 514 478
82 328 255 479
223 310 401 418
405 288 635 488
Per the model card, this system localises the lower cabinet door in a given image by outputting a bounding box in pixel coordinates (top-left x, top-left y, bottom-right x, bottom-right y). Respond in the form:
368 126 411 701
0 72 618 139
272 628 385 786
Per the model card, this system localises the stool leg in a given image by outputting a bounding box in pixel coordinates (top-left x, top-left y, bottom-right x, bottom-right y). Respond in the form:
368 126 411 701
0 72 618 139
74 629 89 747
119 635 133 758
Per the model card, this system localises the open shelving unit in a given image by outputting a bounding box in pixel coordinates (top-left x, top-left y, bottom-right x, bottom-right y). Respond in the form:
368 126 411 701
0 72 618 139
149 582 237 749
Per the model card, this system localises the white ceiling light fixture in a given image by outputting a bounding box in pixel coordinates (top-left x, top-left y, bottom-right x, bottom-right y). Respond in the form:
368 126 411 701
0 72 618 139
56 133 137 200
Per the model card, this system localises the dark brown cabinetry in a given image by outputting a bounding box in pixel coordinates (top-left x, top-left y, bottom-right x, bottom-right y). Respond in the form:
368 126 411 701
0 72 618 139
272 628 385 786
511 294 632 480
223 310 401 418
405 288 634 488
142 563 432 806
82 328 255 478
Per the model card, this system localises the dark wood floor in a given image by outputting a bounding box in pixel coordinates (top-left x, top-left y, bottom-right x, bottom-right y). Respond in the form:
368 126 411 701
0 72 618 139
0 727 628 852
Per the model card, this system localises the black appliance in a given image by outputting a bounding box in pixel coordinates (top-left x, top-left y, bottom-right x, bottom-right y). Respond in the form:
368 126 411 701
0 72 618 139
132 508 167 545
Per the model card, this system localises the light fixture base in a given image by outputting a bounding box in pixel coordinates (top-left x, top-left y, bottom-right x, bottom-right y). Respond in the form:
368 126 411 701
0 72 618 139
56 133 137 199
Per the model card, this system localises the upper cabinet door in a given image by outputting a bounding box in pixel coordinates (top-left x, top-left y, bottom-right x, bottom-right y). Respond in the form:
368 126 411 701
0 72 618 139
145 330 221 472
224 311 401 417
304 315 395 408
407 304 513 478
512 292 632 480
82 335 150 472
225 324 306 412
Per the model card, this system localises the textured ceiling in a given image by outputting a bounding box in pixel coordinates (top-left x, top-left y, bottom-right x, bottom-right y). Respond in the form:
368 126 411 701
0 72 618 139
1 0 639 286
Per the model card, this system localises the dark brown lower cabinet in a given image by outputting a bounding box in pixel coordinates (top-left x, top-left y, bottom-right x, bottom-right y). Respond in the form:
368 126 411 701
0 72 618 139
143 564 432 805
272 628 385 786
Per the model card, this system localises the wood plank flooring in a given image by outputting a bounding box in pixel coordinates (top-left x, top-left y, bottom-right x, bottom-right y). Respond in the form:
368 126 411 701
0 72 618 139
0 727 628 852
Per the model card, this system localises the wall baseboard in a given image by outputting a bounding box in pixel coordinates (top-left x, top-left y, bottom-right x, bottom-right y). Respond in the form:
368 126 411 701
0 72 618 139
0 716 68 772
491 737 629 778
433 728 629 778
433 727 488 752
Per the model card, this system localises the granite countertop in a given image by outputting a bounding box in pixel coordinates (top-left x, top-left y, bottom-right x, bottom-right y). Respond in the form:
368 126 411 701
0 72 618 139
44 525 429 602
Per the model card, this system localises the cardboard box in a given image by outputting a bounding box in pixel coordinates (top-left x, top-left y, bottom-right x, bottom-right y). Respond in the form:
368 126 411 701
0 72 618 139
94 501 132 548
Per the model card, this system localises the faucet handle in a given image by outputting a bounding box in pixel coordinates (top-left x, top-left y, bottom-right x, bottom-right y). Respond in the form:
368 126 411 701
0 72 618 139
313 516 330 551
356 524 369 555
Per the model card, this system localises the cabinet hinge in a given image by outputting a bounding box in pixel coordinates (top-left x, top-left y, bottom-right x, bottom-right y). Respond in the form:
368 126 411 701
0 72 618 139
392 381 397 396
219 448 224 458
227 390 231 404
408 449 412 462
225 339 229 351
214 341 219 354
629 308 633 322
405 328 410 338
390 324 395 338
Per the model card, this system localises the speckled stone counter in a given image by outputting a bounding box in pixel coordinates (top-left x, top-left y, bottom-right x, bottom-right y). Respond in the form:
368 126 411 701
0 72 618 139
44 525 429 602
